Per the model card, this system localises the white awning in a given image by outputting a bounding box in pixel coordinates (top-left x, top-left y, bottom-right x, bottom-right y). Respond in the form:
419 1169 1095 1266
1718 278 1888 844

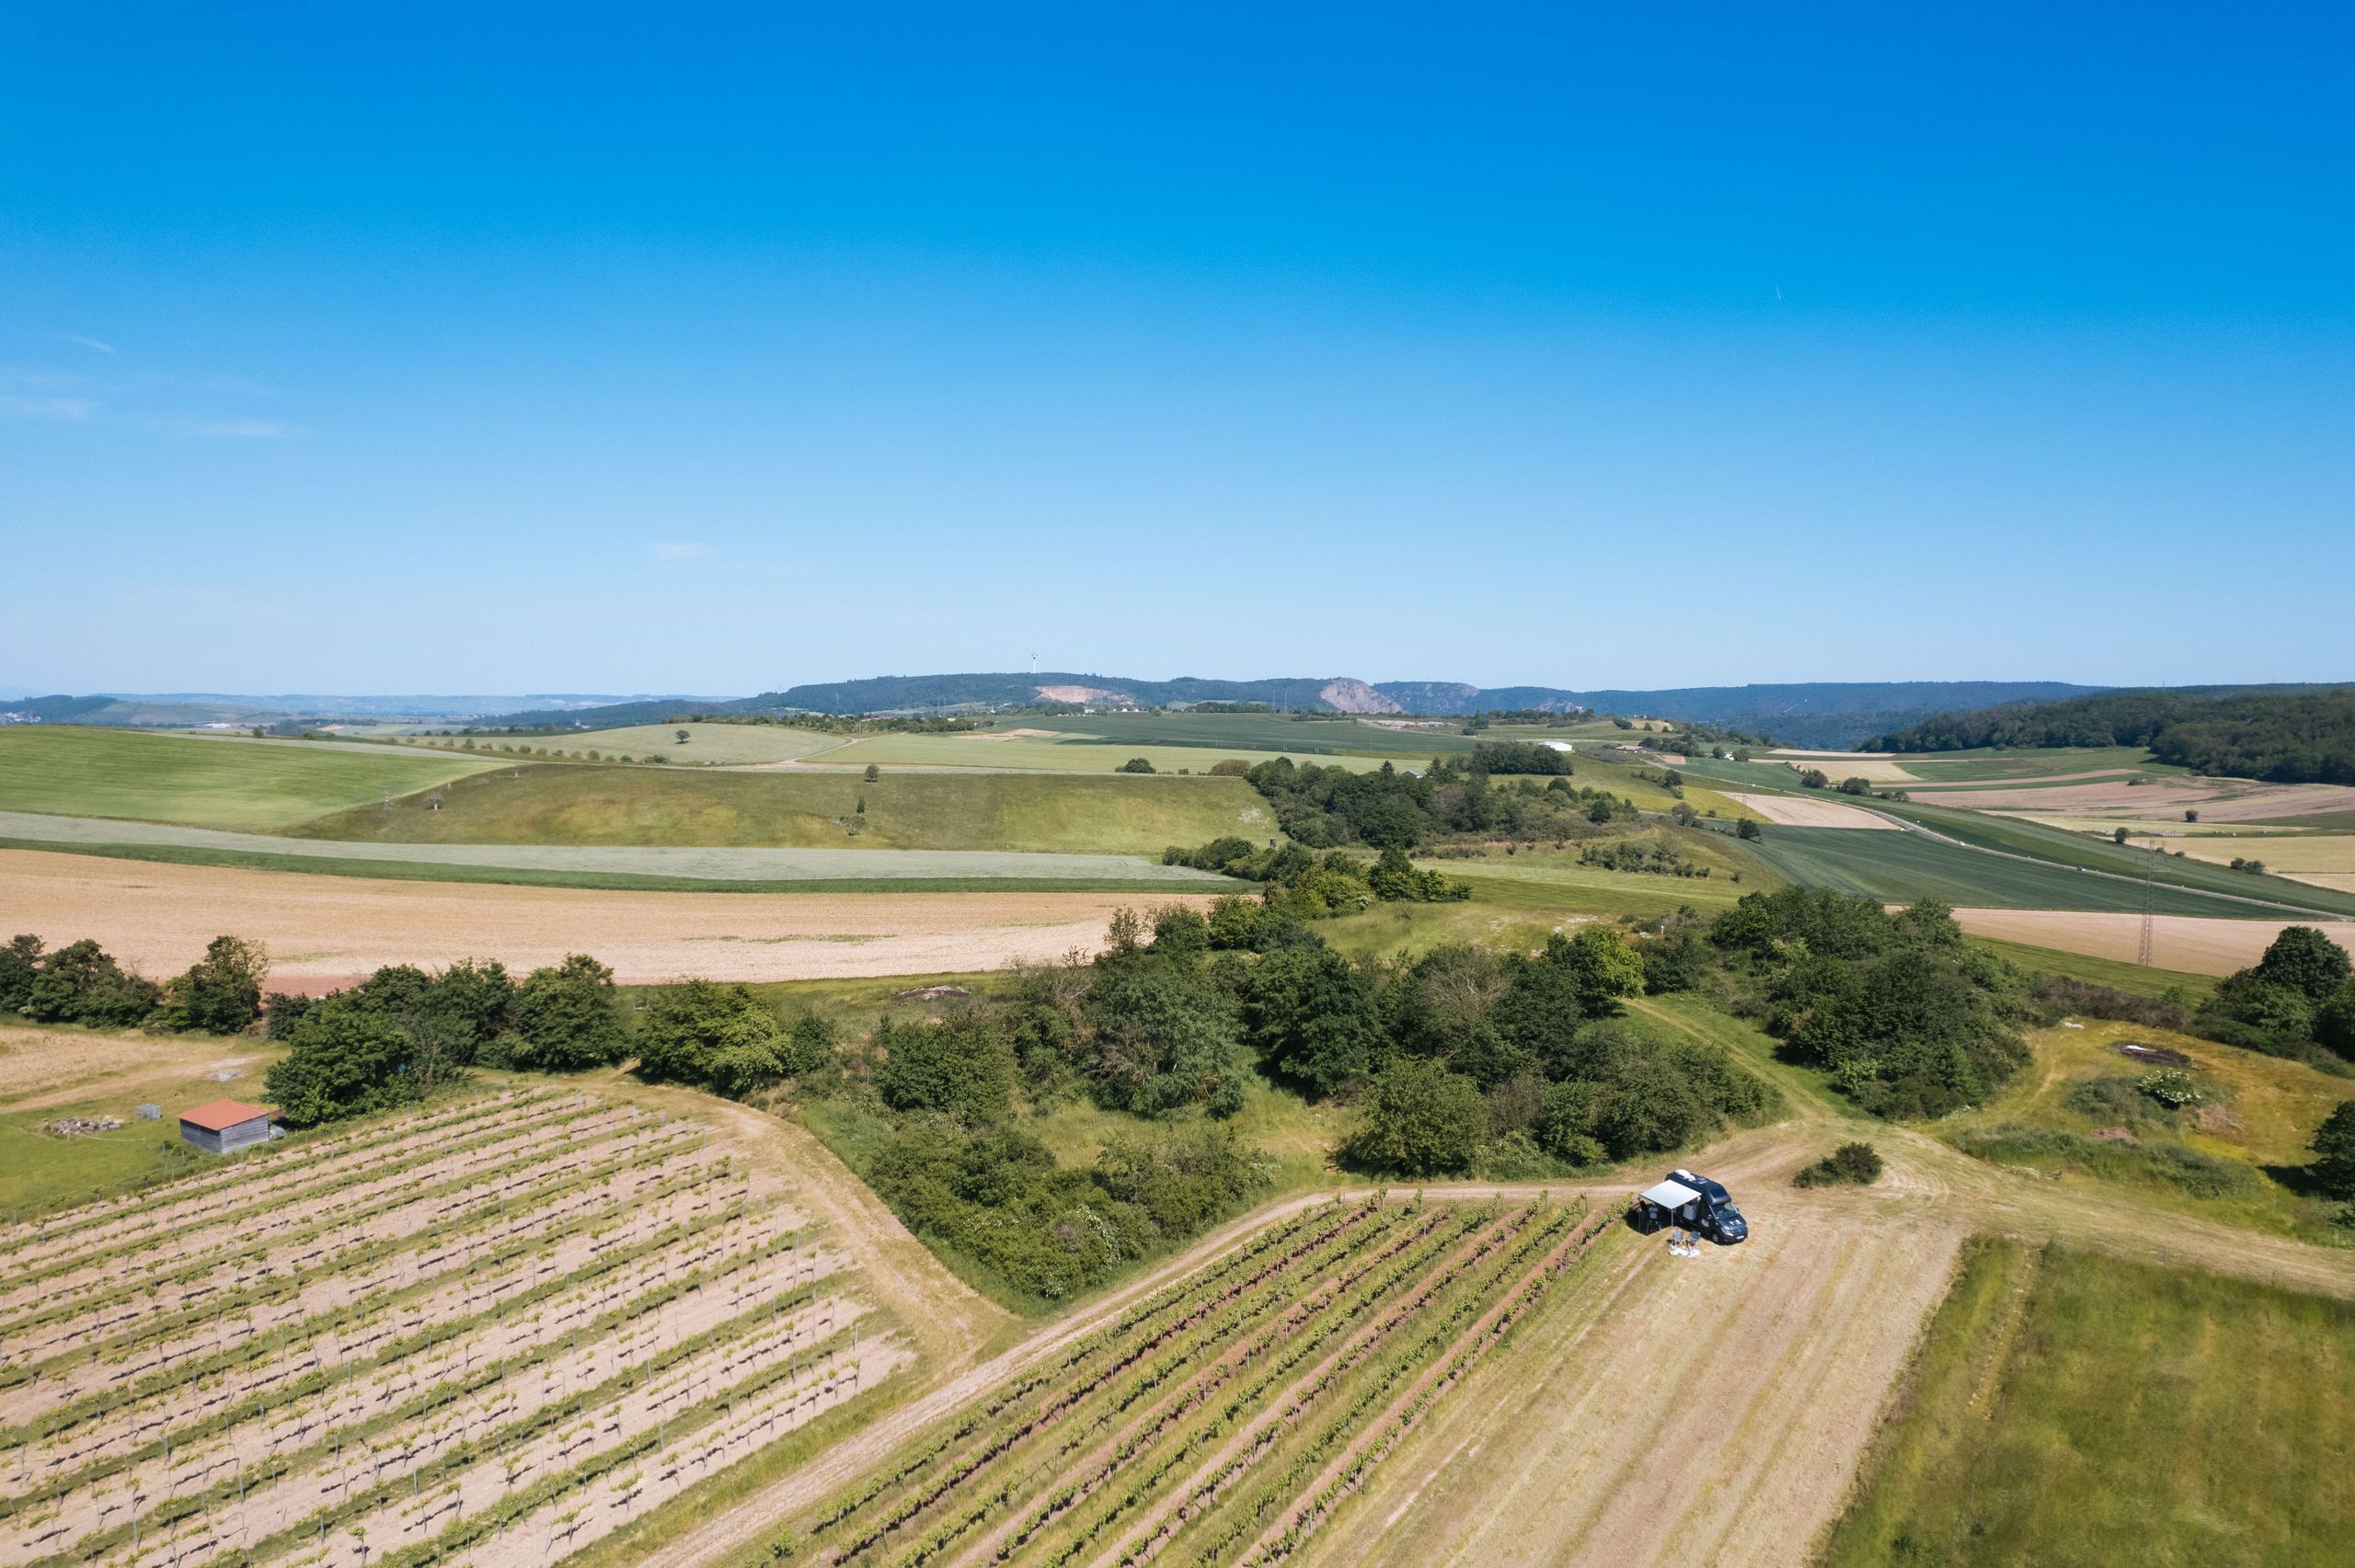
1639 1179 1702 1210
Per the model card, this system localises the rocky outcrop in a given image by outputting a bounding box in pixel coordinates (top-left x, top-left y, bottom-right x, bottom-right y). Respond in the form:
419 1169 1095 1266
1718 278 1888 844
1318 678 1405 715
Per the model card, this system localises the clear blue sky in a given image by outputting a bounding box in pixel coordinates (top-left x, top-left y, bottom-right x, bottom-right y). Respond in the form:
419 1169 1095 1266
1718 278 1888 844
4 2 2349 694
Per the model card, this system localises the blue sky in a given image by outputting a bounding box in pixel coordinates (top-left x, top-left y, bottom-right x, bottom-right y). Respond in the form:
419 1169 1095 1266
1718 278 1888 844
4 1 2349 694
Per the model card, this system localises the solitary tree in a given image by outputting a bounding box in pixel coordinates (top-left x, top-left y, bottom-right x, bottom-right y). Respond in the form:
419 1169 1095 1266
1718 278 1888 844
863 762 880 782
1735 818 1763 841
674 728 690 745
2310 1101 2355 1200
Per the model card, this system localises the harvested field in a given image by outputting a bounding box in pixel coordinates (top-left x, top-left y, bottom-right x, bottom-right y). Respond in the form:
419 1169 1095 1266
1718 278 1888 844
0 1090 915 1568
1949 907 2355 976
410 724 847 766
1778 759 1918 784
1721 793 1898 830
1307 1205 1965 1568
1927 776 2355 820
0 849 1215 989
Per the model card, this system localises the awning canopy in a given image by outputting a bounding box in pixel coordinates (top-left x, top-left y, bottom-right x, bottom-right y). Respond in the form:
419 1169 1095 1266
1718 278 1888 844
1639 1179 1703 1210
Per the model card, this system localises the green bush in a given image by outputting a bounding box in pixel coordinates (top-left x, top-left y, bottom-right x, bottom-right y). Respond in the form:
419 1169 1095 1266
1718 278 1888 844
1795 1141 1884 1186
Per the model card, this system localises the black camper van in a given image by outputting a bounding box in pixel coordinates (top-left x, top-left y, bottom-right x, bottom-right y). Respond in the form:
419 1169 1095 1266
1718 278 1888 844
1631 1168 1749 1244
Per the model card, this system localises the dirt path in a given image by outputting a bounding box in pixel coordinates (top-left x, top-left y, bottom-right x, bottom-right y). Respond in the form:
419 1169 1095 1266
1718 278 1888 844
0 848 1213 987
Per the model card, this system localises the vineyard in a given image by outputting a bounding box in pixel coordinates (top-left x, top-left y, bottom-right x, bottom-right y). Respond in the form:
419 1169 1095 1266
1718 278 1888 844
777 1192 1611 1568
0 1089 904 1568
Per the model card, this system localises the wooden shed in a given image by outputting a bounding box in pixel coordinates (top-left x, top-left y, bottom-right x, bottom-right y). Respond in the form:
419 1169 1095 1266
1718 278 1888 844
178 1098 281 1155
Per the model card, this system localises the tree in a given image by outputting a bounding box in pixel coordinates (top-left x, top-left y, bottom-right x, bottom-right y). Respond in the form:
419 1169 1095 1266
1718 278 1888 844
507 955 627 1070
1798 769 1830 789
1735 817 1763 841
0 933 45 1014
674 728 690 744
1243 945 1386 1096
267 994 426 1125
1084 966 1249 1117
162 935 270 1035
2112 827 2131 844
23 939 160 1026
863 762 880 782
2315 984 2355 1059
637 980 788 1098
2309 1101 2355 1200
2252 926 2352 1002
1120 757 1157 773
876 1012 1016 1121
1344 1057 1486 1175
2185 809 2200 822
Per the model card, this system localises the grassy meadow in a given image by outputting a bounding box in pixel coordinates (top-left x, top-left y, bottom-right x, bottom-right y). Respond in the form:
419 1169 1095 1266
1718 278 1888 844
1823 1237 2355 1567
445 720 850 763
0 726 505 830
292 762 1274 854
1936 1016 2349 1241
784 732 1404 773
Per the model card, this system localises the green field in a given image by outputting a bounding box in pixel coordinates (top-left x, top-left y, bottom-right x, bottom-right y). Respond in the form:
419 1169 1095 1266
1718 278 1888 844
1878 800 2355 916
292 763 1273 855
424 721 848 764
1823 1238 2355 1567
787 732 1404 774
1720 823 2289 915
1010 711 1481 758
0 726 507 831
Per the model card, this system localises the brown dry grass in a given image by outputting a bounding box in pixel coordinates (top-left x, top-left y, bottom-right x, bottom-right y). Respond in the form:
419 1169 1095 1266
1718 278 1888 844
1950 906 2355 975
0 848 1212 989
1724 792 1899 830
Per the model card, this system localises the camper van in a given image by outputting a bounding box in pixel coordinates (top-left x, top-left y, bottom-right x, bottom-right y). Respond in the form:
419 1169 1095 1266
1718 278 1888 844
1631 1168 1749 1244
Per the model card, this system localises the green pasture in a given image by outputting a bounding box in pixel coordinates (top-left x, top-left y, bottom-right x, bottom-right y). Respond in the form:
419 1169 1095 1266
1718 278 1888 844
1823 1238 2355 1567
292 764 1273 856
0 726 507 831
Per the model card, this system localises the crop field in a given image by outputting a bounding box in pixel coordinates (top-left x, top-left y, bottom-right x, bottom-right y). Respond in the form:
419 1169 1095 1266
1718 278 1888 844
1822 1238 2355 1567
1718 793 1895 830
1947 908 2355 977
290 769 1272 858
0 1089 907 1568
1718 824 2284 915
777 735 1399 776
763 1193 1613 1568
0 729 505 833
426 726 847 766
2127 830 2355 893
1002 714 1481 760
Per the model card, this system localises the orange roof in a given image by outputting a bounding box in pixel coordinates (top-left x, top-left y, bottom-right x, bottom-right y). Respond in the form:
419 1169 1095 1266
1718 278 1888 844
178 1099 279 1132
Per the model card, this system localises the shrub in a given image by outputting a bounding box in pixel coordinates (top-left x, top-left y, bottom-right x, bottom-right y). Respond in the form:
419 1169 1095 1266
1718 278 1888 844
1119 756 1157 773
1343 1056 1488 1176
637 979 791 1098
1794 1141 1883 1186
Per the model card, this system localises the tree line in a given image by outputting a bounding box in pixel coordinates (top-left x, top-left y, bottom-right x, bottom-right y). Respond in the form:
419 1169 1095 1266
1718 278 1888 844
1 933 269 1036
1870 687 2355 784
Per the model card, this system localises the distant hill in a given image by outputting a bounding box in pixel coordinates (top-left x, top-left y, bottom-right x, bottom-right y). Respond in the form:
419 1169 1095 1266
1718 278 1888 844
472 674 2121 748
1871 684 2355 784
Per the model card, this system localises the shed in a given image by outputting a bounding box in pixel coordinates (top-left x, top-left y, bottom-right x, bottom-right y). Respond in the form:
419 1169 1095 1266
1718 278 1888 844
178 1099 281 1156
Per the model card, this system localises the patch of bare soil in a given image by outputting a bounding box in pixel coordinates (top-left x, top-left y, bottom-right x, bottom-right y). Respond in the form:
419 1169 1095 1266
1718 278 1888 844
0 849 1212 987
1725 792 1900 830
1951 907 2355 976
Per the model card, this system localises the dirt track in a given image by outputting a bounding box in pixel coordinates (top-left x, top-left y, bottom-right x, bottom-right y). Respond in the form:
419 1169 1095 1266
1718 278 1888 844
0 848 1212 987
1954 906 2355 975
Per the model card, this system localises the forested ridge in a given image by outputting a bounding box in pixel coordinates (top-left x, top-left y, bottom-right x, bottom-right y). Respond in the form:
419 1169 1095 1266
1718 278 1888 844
1871 686 2355 784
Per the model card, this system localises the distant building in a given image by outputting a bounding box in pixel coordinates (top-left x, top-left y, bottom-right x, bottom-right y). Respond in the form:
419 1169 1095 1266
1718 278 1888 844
178 1099 281 1155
